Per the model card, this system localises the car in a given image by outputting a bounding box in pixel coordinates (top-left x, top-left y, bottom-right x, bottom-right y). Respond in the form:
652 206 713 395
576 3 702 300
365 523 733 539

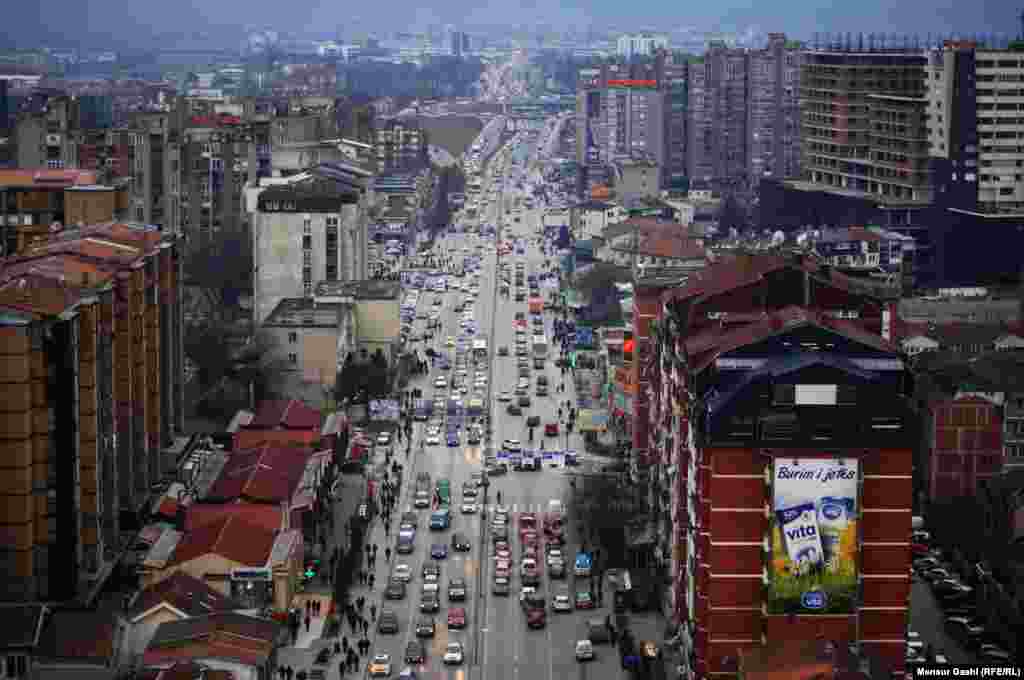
497 391 512 402
431 543 448 559
422 561 440 582
493 576 511 595
369 653 393 677
426 432 441 446
404 641 426 665
377 432 392 446
430 509 450 530
434 376 447 388
386 579 407 600
415 616 436 637
443 642 465 665
451 531 472 551
448 576 468 601
447 607 467 628
518 396 531 407
548 559 566 579
545 422 559 436
553 594 573 612
393 563 412 582
533 358 545 370
378 609 400 634
446 337 455 347
536 384 549 396
420 591 440 612
527 608 547 628
498 346 509 356
575 590 595 609
447 432 460 447
506 403 523 415
492 524 510 542
413 490 431 508
461 500 477 514
575 640 595 662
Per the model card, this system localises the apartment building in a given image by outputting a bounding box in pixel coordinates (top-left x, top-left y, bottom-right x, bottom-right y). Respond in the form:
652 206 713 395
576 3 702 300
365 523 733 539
374 118 429 173
14 95 81 170
0 222 185 603
646 252 913 677
253 162 373 324
655 54 689 190
747 33 803 184
617 34 668 59
687 42 750 195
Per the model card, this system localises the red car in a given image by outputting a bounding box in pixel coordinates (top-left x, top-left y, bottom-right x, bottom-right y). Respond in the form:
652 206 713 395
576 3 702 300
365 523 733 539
522 531 539 548
526 608 546 628
448 607 466 628
545 422 559 436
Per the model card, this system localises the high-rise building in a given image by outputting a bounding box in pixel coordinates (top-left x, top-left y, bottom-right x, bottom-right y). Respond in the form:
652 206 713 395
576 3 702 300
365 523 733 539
646 253 912 678
0 222 185 602
0 80 10 133
747 34 803 184
687 42 749 194
374 117 429 172
655 54 689 190
617 33 668 59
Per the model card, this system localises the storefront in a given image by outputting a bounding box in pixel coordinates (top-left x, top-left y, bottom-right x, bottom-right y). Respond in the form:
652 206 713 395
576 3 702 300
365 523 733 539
230 567 274 610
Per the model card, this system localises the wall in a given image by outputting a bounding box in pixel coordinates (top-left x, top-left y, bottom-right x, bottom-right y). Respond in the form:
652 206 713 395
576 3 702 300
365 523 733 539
0 325 34 600
354 298 400 362
929 397 1004 500
65 189 121 226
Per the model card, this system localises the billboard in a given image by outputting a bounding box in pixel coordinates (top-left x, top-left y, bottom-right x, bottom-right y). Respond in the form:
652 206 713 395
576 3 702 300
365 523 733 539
769 458 859 614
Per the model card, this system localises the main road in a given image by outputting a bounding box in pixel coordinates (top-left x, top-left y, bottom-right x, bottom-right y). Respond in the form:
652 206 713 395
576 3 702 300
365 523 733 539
371 119 627 680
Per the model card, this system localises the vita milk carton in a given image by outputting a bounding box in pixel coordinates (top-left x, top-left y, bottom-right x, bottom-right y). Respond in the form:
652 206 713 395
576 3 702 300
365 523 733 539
775 502 825 575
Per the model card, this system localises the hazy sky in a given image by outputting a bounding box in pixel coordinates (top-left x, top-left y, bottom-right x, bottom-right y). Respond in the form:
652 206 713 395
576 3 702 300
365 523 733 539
16 0 1023 49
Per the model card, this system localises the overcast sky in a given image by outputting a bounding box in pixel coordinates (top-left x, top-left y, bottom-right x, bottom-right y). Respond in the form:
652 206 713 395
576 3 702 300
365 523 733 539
14 0 1022 49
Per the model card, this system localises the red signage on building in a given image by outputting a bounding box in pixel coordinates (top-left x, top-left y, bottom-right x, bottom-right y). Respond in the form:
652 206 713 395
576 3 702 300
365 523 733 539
607 79 657 87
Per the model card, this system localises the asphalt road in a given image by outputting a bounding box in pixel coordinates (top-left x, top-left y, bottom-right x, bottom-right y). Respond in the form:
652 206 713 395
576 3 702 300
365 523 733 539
369 123 629 680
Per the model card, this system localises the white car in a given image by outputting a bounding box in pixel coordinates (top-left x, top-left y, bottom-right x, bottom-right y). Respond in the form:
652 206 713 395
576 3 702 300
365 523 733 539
422 581 439 593
426 432 441 446
393 564 412 582
575 640 594 662
369 653 393 676
377 432 392 446
503 439 522 453
443 642 465 665
461 501 478 514
497 392 512 402
434 377 447 388
553 594 572 612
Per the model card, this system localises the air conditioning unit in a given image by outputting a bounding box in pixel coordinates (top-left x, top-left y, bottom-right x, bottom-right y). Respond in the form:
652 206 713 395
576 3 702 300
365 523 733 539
45 134 62 146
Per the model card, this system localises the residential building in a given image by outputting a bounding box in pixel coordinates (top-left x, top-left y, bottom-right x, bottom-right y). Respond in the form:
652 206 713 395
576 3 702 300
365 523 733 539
252 162 372 324
746 33 803 185
927 393 1005 500
141 613 284 680
314 279 402 363
614 157 661 203
646 252 912 675
0 222 185 603
926 41 1024 287
0 169 127 256
15 94 81 170
617 34 668 59
374 118 428 173
572 200 627 240
811 227 911 275
654 54 689 190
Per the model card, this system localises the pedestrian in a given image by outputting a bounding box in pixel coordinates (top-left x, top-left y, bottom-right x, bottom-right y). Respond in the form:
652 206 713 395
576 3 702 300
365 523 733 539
342 636 349 652
385 547 392 562
384 523 390 538
286 667 294 680
305 599 312 616
339 661 345 678
279 666 286 680
362 618 369 634
368 573 375 589
305 614 311 633
370 603 377 620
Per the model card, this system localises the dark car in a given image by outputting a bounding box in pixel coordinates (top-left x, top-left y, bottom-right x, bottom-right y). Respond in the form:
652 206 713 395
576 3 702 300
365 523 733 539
405 640 427 665
518 396 531 407
533 358 545 369
507 403 523 415
448 576 468 601
378 609 399 634
415 616 436 638
386 579 407 600
431 543 449 559
575 591 596 610
526 608 547 629
452 532 472 551
420 591 440 613
526 415 541 428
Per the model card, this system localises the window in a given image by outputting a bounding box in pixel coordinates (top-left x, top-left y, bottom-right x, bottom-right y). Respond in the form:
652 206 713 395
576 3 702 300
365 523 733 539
288 332 298 343
5 654 28 677
288 353 298 364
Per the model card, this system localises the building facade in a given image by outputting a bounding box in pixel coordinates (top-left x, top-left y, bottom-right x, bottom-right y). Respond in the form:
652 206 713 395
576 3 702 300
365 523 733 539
746 34 803 185
646 253 913 677
0 222 185 603
617 34 669 59
374 118 428 173
253 165 372 324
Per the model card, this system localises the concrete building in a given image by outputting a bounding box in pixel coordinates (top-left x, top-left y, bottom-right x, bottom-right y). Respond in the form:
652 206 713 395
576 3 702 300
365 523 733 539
0 222 185 603
654 54 689 190
746 33 803 186
14 95 81 170
374 118 428 173
314 279 402 363
0 169 127 256
617 34 668 59
252 162 372 324
645 252 913 675
614 157 661 203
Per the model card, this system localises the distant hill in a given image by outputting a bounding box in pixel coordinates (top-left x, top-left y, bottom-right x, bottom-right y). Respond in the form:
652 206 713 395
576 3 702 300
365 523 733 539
416 115 484 158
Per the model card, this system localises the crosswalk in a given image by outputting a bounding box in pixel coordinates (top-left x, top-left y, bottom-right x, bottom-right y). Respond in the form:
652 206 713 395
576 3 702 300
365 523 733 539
403 502 561 515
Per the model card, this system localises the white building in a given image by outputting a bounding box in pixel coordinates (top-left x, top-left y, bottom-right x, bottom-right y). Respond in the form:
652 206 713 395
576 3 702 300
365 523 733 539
616 34 668 59
252 164 373 324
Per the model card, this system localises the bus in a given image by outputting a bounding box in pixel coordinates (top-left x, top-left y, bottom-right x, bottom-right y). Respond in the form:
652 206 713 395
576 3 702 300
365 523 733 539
532 334 548 359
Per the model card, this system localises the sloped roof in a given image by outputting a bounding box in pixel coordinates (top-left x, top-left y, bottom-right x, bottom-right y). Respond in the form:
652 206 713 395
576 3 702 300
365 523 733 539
685 306 899 373
246 399 322 430
186 503 288 534
204 445 310 503
168 515 276 568
144 613 282 668
35 609 118 662
129 572 240 622
0 604 47 649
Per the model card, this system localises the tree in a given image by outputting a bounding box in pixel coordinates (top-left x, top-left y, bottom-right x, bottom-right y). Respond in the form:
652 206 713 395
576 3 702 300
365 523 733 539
183 224 253 325
335 348 393 403
185 325 287 417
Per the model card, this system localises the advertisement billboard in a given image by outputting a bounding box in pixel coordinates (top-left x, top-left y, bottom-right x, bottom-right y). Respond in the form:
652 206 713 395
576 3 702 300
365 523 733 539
769 458 859 614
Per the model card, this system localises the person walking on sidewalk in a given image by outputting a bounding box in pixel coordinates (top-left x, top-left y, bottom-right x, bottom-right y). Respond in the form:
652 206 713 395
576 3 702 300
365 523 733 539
370 603 377 621
368 573 376 589
304 613 311 633
362 618 369 634
385 547 392 562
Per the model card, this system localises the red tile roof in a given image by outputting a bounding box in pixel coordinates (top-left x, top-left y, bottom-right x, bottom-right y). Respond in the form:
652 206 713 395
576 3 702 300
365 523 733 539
186 503 293 535
168 515 276 568
143 640 270 669
144 612 282 668
663 253 790 305
129 571 240 621
685 306 898 373
0 272 87 317
246 399 323 430
205 445 311 503
0 169 99 188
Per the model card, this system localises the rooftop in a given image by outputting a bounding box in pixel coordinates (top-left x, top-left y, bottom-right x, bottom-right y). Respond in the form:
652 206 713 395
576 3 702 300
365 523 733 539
167 514 277 568
128 571 240 622
319 278 402 300
144 612 283 669
35 609 118 663
0 169 100 189
204 444 312 504
246 398 323 431
263 297 344 328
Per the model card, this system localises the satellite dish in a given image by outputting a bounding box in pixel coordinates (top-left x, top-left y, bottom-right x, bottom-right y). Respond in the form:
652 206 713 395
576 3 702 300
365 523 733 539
772 230 785 245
